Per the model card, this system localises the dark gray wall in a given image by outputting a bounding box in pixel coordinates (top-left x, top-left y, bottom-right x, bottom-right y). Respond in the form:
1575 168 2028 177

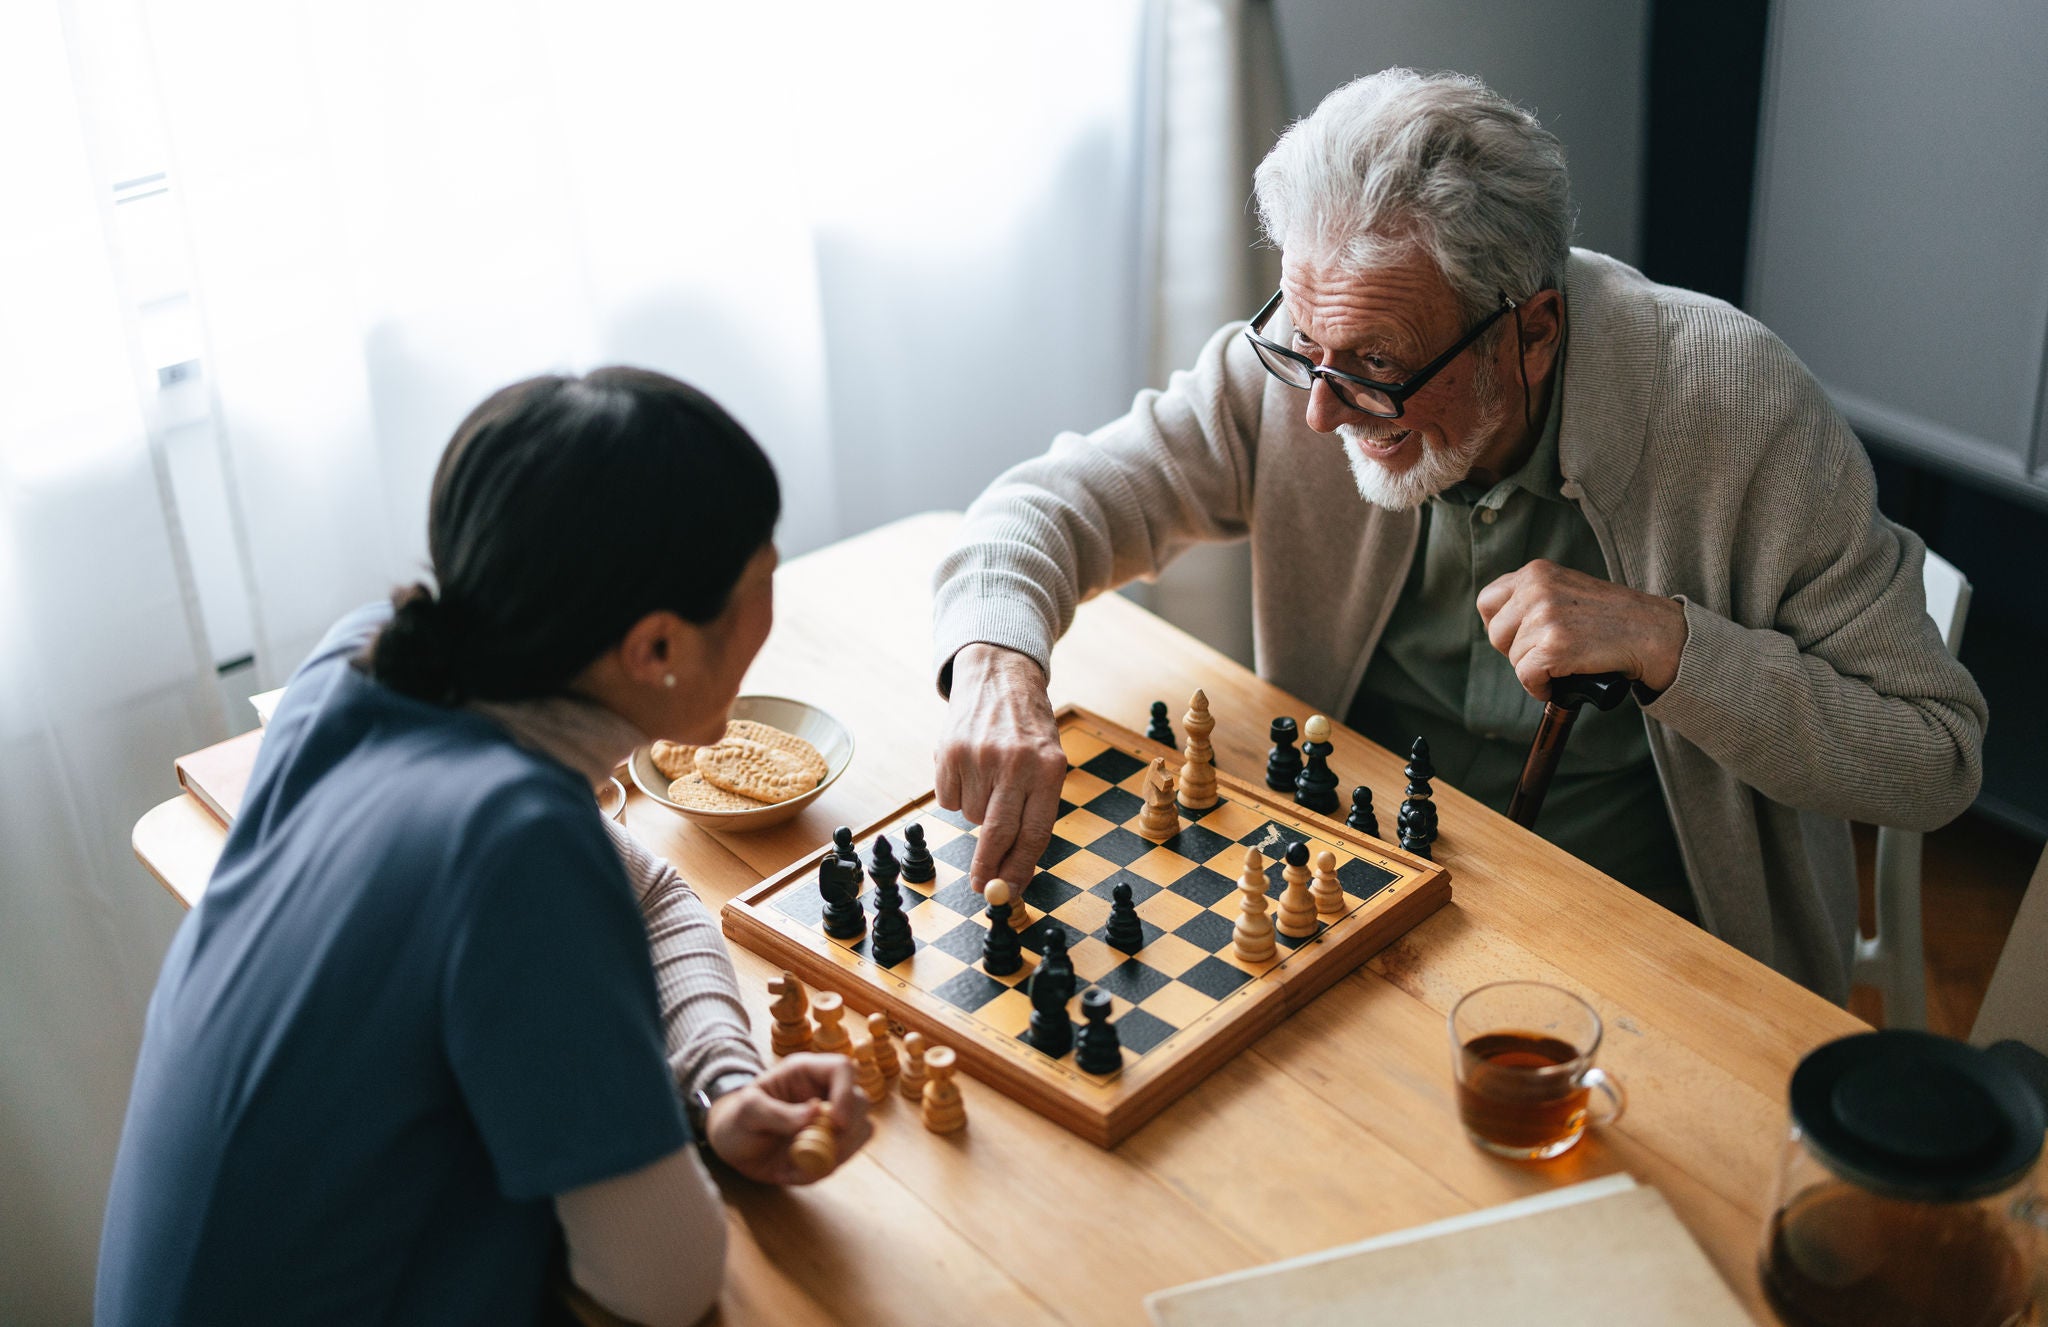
1748 0 2048 510
1270 0 1650 265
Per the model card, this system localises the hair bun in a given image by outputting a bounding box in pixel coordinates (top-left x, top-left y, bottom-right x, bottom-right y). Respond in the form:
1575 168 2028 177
369 583 464 703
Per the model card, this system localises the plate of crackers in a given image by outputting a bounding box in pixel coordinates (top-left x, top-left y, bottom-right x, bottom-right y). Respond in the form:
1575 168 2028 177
628 695 852 832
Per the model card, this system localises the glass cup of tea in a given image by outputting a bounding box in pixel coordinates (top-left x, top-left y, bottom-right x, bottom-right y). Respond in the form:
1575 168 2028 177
1449 980 1626 1160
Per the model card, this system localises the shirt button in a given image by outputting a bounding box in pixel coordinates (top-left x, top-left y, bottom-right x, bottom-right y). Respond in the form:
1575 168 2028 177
1479 508 1499 525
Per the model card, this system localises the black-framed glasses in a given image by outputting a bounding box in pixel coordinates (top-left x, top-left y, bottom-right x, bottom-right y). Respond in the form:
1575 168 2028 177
1244 287 1518 418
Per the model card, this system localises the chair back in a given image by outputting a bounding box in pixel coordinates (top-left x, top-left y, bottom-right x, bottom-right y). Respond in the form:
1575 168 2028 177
1921 547 1971 654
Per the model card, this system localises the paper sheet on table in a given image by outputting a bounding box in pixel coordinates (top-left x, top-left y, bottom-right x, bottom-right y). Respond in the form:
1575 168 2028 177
1145 1175 1750 1326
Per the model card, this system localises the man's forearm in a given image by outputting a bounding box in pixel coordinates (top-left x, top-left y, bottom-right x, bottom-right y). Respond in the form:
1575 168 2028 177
930 320 1266 697
1644 599 1985 830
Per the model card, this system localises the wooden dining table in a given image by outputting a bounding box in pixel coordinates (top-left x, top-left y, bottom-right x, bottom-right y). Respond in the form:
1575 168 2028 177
133 511 1866 1325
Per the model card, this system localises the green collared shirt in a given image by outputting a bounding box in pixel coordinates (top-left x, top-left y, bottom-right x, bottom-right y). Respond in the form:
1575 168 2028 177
1346 374 1694 919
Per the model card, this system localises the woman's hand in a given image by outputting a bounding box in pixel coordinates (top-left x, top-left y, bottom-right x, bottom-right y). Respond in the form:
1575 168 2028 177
704 1054 872 1184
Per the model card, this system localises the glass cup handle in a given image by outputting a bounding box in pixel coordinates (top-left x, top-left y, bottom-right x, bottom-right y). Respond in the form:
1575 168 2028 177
1577 1066 1626 1127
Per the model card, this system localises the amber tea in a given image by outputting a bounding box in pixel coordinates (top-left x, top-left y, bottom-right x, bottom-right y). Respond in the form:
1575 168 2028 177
1762 1181 2035 1327
1456 1031 1592 1154
1448 982 1624 1160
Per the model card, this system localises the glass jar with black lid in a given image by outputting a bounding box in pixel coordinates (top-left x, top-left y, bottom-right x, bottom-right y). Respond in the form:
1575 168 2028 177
1763 1030 2047 1326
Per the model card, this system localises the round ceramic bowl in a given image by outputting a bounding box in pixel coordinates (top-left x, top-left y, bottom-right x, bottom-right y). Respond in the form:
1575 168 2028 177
628 695 852 833
596 776 627 822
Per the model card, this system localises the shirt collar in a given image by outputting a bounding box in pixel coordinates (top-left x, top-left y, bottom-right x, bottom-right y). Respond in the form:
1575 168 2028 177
1435 338 1570 513
465 693 645 788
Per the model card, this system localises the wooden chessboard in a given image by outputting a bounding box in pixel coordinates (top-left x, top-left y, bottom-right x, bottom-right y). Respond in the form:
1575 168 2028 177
721 706 1452 1147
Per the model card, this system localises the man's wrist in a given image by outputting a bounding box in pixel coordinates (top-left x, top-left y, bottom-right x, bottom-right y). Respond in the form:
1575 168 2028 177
951 642 1044 690
1638 595 1689 694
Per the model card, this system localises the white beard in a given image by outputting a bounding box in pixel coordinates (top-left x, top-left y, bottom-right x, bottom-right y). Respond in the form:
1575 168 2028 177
1338 388 1510 511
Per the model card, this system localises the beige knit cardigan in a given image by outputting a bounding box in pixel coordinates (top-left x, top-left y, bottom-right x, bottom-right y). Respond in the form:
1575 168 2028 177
932 249 1987 1000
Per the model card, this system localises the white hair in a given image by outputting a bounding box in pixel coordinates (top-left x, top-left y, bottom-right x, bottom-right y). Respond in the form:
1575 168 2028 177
1253 68 1575 323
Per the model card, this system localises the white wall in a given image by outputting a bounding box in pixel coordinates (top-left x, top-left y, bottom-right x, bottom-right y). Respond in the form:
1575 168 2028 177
1270 0 1650 266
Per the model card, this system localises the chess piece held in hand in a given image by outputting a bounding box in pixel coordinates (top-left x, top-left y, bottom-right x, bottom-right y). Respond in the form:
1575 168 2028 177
981 880 1024 975
789 1103 838 1180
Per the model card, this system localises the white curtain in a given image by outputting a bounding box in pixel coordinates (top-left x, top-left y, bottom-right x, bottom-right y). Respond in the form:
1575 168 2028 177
1120 0 1285 667
1 0 1277 1316
142 0 1158 676
1 5 222 1320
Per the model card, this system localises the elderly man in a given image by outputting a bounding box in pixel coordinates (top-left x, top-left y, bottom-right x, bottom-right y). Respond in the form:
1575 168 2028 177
928 68 1986 999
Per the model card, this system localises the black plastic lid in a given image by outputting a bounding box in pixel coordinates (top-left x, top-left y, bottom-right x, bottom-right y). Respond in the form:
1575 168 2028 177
1790 1030 2046 1201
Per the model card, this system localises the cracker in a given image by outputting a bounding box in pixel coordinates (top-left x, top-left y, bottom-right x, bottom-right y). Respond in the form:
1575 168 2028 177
667 772 768 812
694 737 822 802
723 719 828 784
649 740 699 781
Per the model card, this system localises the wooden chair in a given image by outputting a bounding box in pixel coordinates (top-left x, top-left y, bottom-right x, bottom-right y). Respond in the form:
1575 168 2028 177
1850 548 1971 1029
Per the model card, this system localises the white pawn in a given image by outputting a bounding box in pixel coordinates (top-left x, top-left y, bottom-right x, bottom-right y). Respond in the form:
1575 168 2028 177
1232 847 1277 963
921 1045 967 1133
1311 850 1346 917
866 1012 899 1080
1276 844 1318 939
851 1036 887 1100
899 1031 930 1101
811 991 851 1056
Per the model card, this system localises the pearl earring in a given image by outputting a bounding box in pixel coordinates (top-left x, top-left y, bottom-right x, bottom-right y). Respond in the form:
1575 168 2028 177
663 673 676 688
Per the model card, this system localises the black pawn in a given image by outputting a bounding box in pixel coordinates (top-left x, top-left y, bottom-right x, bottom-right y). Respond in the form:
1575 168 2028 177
867 836 916 967
1075 988 1123 1075
1398 799 1436 860
1266 716 1303 792
901 823 936 884
1036 925 1076 991
832 825 860 867
982 891 1023 975
819 852 866 940
1026 941 1077 1058
1103 881 1145 954
1147 701 1176 746
1346 785 1379 837
1294 732 1339 815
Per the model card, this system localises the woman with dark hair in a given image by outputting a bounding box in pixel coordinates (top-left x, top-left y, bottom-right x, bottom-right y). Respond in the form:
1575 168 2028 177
97 368 867 1326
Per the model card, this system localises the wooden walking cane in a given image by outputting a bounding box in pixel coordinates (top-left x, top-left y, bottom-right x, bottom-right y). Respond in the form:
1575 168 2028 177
1506 673 1631 828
